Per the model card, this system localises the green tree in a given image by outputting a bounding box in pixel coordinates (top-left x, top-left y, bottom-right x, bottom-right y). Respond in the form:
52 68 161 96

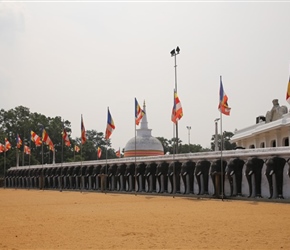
210 131 236 151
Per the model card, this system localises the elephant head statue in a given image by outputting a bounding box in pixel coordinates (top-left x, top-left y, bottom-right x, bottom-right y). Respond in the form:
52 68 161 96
144 163 157 193
210 159 227 197
245 157 264 198
180 161 195 194
156 162 168 193
125 163 135 192
265 156 286 199
167 161 181 194
107 164 118 191
225 158 245 197
194 160 211 195
115 164 126 191
135 163 146 192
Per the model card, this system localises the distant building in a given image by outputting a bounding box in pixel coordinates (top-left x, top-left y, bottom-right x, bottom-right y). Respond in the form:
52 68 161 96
124 101 164 157
231 99 290 148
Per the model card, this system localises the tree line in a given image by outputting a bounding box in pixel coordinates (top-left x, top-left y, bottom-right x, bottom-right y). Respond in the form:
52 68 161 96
0 106 236 175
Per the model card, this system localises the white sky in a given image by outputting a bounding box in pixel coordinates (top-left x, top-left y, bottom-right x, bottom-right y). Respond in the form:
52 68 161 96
1 1 290 150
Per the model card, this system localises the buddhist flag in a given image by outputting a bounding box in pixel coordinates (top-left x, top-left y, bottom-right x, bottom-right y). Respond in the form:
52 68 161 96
135 98 145 125
0 143 5 153
62 128 71 147
116 148 121 158
81 115 86 144
97 147 102 159
286 76 290 104
24 145 31 155
105 108 115 140
74 145 80 153
42 129 54 151
16 134 22 149
218 76 231 116
5 138 11 151
31 131 42 146
171 89 183 123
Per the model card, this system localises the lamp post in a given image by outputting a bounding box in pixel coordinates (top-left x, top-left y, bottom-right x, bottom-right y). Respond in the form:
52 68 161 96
170 46 180 154
214 118 220 151
186 126 191 153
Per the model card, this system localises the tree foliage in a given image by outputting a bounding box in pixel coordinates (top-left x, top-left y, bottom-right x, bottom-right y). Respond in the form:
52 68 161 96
210 131 236 151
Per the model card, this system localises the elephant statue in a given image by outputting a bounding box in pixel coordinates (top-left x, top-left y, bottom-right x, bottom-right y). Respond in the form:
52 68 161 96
92 165 101 190
125 163 135 192
79 165 87 190
245 157 264 198
62 167 69 189
265 156 287 199
194 160 211 195
225 158 245 197
210 159 227 197
180 161 195 194
108 164 118 191
167 161 181 194
135 163 146 192
44 168 51 189
73 166 81 189
156 162 168 193
67 166 75 189
144 163 157 193
116 164 126 191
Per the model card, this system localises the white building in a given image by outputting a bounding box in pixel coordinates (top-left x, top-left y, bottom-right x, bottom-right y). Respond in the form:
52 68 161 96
231 99 290 149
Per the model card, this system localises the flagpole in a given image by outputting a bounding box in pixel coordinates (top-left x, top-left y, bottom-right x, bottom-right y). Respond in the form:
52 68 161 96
80 115 83 193
60 123 64 192
220 75 224 201
172 117 176 199
134 98 137 195
4 148 6 189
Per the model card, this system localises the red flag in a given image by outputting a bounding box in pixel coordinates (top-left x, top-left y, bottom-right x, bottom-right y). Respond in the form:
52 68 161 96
24 145 31 155
62 128 71 147
31 131 42 146
135 98 145 125
97 147 102 159
218 77 231 115
42 129 54 151
116 148 121 158
105 108 115 140
81 115 86 144
286 76 290 104
0 143 5 153
16 134 22 149
171 89 183 123
74 145 80 153
5 138 11 151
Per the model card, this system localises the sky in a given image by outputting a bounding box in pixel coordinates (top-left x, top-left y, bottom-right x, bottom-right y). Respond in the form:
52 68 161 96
1 1 290 151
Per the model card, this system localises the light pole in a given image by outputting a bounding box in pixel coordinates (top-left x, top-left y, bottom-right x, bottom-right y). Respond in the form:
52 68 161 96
170 46 180 154
186 126 191 153
214 118 220 151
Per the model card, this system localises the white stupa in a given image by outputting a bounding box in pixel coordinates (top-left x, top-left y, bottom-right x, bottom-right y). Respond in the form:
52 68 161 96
124 101 164 157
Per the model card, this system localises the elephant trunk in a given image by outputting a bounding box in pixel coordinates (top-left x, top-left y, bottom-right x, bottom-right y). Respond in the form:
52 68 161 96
227 173 234 197
266 174 273 199
246 174 253 198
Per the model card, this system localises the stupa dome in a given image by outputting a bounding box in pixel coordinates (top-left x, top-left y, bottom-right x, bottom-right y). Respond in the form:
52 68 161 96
124 101 164 157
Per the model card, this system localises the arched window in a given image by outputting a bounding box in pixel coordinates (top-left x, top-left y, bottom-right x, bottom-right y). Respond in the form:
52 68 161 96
283 137 289 146
260 142 265 148
249 145 255 149
271 140 276 147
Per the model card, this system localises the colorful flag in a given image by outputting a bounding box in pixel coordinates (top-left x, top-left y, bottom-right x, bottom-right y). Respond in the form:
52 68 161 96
74 145 80 153
135 98 145 125
97 147 102 159
62 128 71 147
24 145 31 155
218 77 231 116
286 76 290 104
0 143 5 153
105 108 115 140
31 131 42 146
16 134 22 149
42 129 54 151
81 115 86 144
5 138 11 151
116 148 121 158
171 89 183 123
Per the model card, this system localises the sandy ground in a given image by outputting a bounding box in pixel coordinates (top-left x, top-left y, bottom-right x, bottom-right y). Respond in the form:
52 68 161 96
0 189 290 250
